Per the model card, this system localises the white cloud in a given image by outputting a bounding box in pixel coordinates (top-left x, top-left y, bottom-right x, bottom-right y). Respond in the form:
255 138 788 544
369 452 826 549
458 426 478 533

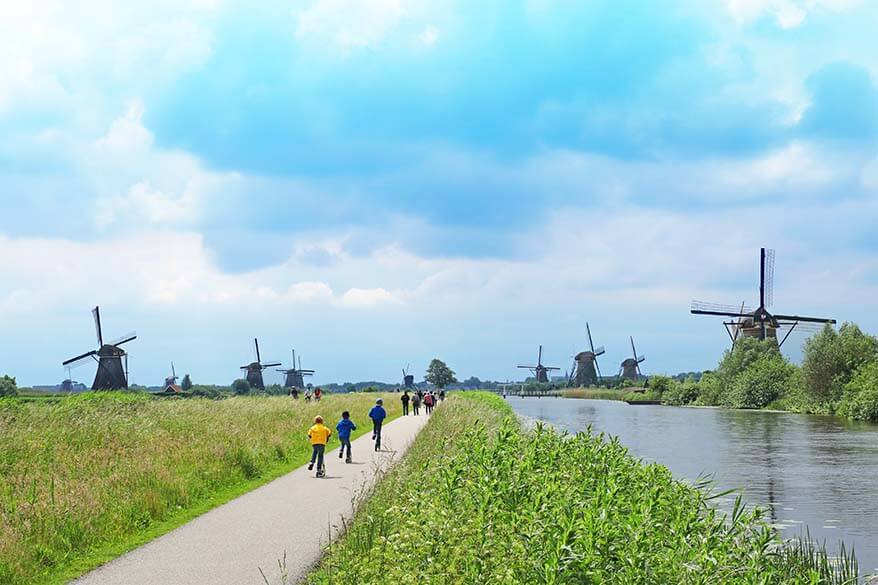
295 0 408 48
341 287 401 307
724 0 864 28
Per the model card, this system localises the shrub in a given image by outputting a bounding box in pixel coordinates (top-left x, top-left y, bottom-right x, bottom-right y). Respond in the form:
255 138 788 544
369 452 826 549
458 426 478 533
662 378 700 406
231 378 251 395
0 375 17 397
723 351 795 409
646 374 674 396
694 371 723 406
838 362 878 422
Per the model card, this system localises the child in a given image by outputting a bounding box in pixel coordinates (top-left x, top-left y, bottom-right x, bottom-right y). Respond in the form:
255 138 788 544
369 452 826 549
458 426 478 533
307 416 331 476
336 411 356 463
368 399 387 451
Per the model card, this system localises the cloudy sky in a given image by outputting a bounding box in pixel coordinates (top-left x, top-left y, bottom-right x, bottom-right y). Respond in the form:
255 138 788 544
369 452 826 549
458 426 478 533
2 0 877 387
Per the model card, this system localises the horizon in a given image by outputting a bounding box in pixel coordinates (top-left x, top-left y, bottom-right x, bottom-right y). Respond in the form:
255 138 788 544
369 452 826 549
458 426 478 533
3 1 877 388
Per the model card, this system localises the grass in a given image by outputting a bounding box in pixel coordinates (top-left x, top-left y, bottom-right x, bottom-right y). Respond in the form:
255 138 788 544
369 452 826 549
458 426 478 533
0 391 400 585
307 392 860 584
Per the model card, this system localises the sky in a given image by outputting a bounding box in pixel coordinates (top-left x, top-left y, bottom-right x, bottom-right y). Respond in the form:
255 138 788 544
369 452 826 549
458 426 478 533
2 0 877 387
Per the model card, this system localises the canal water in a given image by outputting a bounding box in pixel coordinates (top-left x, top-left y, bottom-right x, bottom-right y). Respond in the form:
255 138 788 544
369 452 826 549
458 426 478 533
508 397 878 575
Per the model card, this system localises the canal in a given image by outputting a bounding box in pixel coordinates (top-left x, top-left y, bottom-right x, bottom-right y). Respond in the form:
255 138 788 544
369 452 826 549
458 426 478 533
508 396 878 575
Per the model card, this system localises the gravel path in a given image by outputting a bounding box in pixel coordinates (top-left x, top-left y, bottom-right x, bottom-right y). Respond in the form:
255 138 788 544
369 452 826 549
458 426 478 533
71 413 429 585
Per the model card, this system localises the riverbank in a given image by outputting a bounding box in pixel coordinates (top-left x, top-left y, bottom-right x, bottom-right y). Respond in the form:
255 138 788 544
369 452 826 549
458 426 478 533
0 392 401 585
307 392 859 583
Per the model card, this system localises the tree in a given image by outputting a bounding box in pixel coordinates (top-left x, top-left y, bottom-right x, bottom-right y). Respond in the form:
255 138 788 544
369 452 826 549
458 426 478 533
838 362 878 422
0 375 17 397
425 359 458 389
462 376 482 389
231 378 251 395
802 323 878 405
181 374 193 391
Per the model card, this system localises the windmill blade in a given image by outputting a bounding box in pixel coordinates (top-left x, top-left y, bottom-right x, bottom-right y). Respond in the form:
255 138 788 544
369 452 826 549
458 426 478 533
764 248 775 308
587 323 596 354
262 362 283 369
517 365 537 369
537 345 543 367
63 350 98 367
92 306 103 346
637 355 646 363
110 332 137 347
593 346 606 356
254 338 261 364
772 313 836 324
630 337 638 361
595 356 603 380
692 301 756 315
172 362 176 378
544 366 561 371
691 308 748 318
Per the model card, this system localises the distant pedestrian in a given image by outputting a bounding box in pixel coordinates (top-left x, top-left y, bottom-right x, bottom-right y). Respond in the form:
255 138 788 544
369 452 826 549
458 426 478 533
336 411 356 463
439 389 445 402
412 393 421 415
401 391 411 416
424 392 434 414
307 416 331 476
304 390 312 401
314 387 323 401
369 399 387 451
290 387 299 399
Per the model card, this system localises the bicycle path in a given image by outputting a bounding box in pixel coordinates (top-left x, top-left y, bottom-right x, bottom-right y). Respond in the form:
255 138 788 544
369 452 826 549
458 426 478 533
71 413 430 585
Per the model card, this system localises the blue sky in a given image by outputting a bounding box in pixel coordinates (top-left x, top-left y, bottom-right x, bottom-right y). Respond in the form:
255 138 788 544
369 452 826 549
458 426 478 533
1 0 877 387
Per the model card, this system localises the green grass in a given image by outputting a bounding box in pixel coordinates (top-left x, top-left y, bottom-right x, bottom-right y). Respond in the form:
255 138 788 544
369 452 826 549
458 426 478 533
307 392 859 584
0 391 400 585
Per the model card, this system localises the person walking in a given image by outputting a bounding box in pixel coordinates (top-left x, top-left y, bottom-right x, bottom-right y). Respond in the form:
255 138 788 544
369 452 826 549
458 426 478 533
336 411 356 463
412 392 421 416
307 416 331 477
401 391 411 416
369 399 387 451
314 387 322 401
424 391 434 414
439 389 445 402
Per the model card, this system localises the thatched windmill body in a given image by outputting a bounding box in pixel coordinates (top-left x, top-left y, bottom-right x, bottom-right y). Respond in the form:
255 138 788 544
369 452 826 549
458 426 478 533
518 345 560 383
618 337 645 381
691 248 836 347
241 338 281 391
62 306 136 390
277 349 314 388
573 323 605 387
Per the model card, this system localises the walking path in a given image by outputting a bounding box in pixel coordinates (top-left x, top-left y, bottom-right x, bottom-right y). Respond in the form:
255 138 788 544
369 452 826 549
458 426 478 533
72 413 429 585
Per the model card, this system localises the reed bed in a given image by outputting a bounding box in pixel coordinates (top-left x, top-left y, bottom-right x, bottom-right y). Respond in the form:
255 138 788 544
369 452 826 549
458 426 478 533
0 392 399 585
308 392 859 584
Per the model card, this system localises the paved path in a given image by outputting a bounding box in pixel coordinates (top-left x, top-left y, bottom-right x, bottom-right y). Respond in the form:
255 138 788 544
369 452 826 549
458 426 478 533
72 414 430 585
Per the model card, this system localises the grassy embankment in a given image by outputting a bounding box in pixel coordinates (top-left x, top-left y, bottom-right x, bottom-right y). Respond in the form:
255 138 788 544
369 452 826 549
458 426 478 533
308 392 858 584
0 392 400 585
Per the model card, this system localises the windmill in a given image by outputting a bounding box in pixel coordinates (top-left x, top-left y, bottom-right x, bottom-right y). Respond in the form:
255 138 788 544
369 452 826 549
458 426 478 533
402 364 415 389
277 349 314 389
517 345 560 383
691 248 836 348
618 337 645 381
241 338 281 391
62 306 136 390
572 322 606 387
164 362 179 388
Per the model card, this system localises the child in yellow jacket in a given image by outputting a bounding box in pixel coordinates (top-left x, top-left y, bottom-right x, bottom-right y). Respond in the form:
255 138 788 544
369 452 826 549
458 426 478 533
307 416 332 476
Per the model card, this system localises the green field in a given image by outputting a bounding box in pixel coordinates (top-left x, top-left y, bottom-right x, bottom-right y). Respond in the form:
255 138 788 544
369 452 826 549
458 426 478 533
0 392 400 585
308 392 857 584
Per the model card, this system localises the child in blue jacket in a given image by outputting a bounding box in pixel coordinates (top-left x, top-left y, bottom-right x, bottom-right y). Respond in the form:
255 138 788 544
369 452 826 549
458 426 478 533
336 411 356 463
369 399 387 451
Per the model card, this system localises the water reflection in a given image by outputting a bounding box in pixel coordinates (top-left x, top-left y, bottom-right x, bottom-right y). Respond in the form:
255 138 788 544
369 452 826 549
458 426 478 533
509 397 878 574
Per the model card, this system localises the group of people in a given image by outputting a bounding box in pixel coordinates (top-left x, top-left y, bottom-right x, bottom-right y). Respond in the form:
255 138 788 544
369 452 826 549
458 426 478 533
306 398 388 477
289 386 322 401
399 389 444 416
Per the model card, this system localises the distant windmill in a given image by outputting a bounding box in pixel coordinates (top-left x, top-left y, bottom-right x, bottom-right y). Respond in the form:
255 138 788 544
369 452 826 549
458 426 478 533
572 323 606 387
402 364 415 389
517 345 560 383
164 362 179 388
241 338 281 391
691 248 836 347
62 306 136 390
618 337 645 381
277 349 315 389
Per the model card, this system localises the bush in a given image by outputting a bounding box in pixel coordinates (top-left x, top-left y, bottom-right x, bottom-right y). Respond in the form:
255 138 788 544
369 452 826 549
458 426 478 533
190 385 225 399
838 362 878 422
694 371 723 406
231 379 251 395
0 375 17 397
646 375 674 396
723 352 795 409
662 379 700 406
